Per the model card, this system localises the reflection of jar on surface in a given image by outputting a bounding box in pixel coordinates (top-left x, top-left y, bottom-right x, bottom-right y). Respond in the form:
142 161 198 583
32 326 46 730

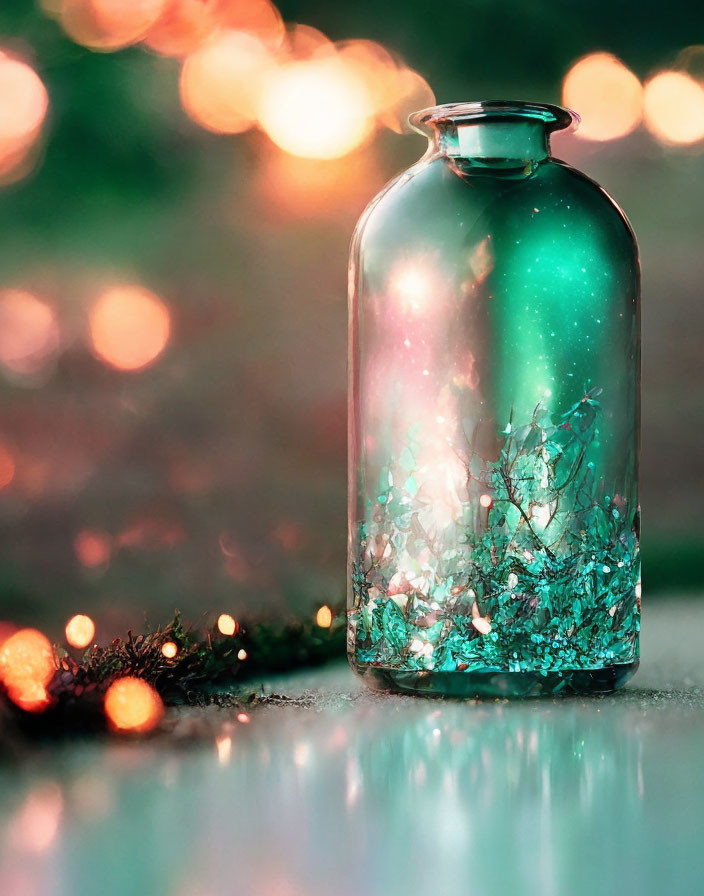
347 101 640 697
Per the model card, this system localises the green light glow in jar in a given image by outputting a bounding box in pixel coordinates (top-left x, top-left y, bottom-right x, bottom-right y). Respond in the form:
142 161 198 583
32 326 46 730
347 101 640 697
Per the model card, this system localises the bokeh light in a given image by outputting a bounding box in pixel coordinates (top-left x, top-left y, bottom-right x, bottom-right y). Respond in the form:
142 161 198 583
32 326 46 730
255 149 382 220
0 439 16 490
104 676 164 733
216 0 284 48
143 0 219 57
315 605 332 628
180 30 274 134
643 71 704 145
161 640 178 658
0 628 55 712
0 51 49 181
380 67 436 135
282 23 332 60
0 289 60 382
217 613 238 635
89 284 171 371
562 52 642 141
65 614 95 648
60 0 168 52
237 648 247 660
74 529 112 569
258 56 374 159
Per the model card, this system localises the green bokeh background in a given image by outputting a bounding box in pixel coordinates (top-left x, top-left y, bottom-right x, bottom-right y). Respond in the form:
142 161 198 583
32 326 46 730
0 0 702 635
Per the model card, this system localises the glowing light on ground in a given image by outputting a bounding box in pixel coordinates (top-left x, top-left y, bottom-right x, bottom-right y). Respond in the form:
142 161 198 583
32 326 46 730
217 613 238 636
0 628 55 713
216 733 232 764
0 52 49 181
315 605 333 628
0 439 16 490
643 71 704 145
60 0 167 51
562 52 642 141
236 711 250 723
9 782 63 854
65 614 95 648
180 30 274 133
258 56 373 159
0 289 60 381
74 529 112 568
161 640 178 658
293 742 310 767
104 676 164 733
89 284 170 371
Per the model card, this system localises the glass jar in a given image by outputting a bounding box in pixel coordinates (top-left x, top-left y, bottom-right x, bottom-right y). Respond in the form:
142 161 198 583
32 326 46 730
347 101 640 697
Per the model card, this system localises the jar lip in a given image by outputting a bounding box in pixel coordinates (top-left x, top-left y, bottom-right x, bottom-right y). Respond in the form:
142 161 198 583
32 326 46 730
409 101 579 134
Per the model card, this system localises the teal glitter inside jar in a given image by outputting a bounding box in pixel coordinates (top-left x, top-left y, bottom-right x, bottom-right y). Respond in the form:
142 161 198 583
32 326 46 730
347 101 640 697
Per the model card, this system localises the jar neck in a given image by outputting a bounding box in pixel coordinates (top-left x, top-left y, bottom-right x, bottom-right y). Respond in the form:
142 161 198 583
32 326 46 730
432 119 550 166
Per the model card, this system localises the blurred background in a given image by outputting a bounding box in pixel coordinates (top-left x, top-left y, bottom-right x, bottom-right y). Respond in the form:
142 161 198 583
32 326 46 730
0 0 702 640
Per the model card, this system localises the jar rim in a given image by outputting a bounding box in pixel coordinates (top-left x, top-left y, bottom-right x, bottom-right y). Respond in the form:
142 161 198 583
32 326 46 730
409 101 579 134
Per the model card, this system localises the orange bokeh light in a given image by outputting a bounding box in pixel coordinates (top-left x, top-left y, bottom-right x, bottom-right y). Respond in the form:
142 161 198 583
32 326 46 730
143 0 219 57
0 439 16 490
74 529 112 568
255 149 381 221
282 23 333 61
562 52 642 141
60 0 167 52
104 676 164 733
0 51 49 180
643 70 704 145
216 0 284 48
315 605 332 628
217 613 238 636
0 628 55 713
0 289 60 381
180 30 273 134
89 284 170 371
161 640 178 658
379 67 436 135
65 614 95 649
258 56 374 159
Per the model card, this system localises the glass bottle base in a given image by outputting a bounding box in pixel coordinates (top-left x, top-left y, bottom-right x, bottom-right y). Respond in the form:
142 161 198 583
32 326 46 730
350 660 639 698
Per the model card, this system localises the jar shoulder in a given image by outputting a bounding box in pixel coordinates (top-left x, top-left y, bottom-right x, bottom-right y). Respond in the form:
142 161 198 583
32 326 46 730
352 154 638 265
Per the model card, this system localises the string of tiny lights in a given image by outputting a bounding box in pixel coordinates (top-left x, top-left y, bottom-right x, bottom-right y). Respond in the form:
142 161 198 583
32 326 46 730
0 605 344 743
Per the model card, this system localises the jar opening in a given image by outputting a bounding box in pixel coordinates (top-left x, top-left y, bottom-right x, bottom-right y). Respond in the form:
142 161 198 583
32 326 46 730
409 101 579 137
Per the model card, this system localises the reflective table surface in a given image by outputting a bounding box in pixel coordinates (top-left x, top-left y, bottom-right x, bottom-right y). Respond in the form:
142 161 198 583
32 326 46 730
1 599 703 896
